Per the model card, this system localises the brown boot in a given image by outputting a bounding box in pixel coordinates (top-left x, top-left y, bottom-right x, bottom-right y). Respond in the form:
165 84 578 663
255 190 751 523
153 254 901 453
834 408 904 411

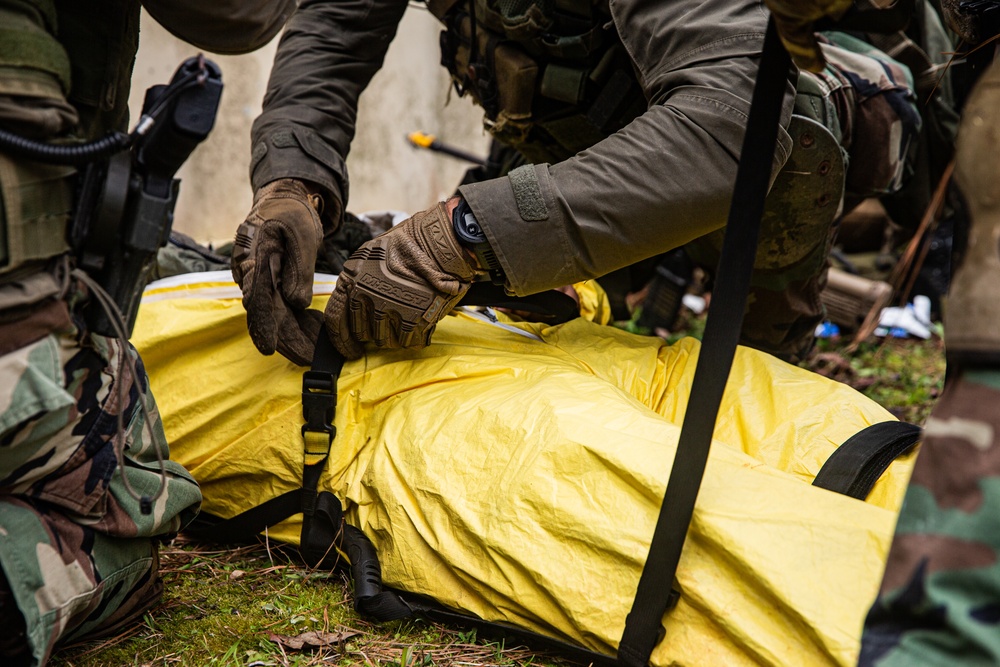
945 58 1000 364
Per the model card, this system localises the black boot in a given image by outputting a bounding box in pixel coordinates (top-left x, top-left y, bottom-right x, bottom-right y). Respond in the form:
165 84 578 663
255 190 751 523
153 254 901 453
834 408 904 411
0 567 31 667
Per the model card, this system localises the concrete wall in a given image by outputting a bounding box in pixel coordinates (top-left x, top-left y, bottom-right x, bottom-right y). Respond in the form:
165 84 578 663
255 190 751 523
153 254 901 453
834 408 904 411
129 5 489 245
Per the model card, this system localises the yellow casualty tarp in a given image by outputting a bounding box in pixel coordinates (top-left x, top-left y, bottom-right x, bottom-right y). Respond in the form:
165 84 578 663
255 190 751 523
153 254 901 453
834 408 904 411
134 271 915 667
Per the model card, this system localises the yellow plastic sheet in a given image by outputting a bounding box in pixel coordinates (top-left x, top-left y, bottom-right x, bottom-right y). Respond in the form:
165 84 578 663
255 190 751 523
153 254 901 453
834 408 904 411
134 272 915 666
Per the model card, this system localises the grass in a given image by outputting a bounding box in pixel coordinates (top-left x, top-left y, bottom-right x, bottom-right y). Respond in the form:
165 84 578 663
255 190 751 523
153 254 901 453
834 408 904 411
806 335 945 426
52 537 562 667
50 315 946 667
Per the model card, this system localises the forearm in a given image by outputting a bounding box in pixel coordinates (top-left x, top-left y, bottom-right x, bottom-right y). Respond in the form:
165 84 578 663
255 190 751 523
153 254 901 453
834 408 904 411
461 80 795 296
249 0 409 207
459 0 795 295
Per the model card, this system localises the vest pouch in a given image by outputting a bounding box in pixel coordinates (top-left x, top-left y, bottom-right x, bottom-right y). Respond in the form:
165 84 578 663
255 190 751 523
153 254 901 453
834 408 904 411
440 14 487 104
540 63 587 105
0 152 74 276
494 42 539 119
441 15 540 119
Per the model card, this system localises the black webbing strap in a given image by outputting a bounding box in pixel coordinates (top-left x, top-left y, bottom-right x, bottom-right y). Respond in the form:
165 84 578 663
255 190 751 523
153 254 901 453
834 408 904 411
461 282 580 325
813 421 922 500
337 517 621 664
401 593 620 666
297 324 347 569
185 490 304 544
185 324 347 569
616 18 791 667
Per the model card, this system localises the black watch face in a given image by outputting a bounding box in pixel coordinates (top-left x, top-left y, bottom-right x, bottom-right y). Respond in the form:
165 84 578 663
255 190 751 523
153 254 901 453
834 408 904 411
454 201 487 245
462 212 484 240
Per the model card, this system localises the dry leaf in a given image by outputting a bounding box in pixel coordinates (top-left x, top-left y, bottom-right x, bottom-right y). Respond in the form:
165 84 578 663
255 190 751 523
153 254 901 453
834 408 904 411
267 629 360 652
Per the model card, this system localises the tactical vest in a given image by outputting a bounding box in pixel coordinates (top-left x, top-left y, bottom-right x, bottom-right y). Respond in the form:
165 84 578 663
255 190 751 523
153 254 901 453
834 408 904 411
0 0 140 277
427 0 646 165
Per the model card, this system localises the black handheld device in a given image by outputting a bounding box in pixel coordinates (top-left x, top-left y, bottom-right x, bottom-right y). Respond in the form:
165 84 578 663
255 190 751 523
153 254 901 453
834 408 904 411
73 55 224 336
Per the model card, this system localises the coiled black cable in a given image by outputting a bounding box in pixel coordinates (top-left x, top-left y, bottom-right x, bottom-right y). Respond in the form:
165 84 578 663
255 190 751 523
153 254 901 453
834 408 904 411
0 127 131 165
0 57 208 166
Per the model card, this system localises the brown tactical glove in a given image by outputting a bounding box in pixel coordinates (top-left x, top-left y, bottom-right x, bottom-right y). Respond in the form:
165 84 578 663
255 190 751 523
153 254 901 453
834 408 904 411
233 178 338 365
325 202 477 359
763 0 852 72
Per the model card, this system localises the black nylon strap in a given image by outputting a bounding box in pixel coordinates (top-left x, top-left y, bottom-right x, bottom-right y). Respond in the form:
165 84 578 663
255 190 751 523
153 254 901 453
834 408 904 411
617 19 791 667
813 421 922 500
402 594 619 666
297 327 347 567
184 326 347 559
461 282 580 325
184 491 302 544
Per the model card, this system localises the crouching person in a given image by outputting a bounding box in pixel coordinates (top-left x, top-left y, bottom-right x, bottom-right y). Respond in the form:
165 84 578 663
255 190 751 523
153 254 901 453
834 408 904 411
0 1 295 664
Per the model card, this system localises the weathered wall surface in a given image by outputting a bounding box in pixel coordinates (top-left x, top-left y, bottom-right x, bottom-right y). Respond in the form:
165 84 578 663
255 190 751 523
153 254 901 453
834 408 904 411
129 6 489 245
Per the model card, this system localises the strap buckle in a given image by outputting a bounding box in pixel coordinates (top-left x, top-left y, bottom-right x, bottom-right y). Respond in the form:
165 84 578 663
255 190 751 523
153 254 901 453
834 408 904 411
301 369 337 458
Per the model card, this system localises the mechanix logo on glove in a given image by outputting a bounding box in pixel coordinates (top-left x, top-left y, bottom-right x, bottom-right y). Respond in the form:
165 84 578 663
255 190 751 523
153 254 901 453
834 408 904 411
324 202 477 359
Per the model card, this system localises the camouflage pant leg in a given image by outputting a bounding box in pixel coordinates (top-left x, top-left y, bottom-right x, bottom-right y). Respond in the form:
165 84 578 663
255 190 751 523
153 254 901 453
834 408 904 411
686 35 920 363
686 113 846 363
685 226 836 364
0 327 202 666
859 370 1000 666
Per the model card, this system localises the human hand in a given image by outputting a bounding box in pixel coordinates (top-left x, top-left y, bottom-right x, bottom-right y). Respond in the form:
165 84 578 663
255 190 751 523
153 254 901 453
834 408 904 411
763 0 852 72
324 201 477 359
232 178 339 365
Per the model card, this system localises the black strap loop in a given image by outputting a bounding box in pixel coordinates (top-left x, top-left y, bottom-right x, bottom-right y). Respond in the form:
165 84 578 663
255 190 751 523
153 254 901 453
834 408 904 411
813 422 922 499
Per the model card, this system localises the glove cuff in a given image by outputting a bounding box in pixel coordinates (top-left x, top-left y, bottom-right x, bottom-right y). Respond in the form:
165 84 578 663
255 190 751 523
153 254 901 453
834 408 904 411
421 203 478 283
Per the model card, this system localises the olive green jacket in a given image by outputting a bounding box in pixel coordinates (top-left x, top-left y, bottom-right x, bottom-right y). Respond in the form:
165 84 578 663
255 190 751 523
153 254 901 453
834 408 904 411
251 0 795 295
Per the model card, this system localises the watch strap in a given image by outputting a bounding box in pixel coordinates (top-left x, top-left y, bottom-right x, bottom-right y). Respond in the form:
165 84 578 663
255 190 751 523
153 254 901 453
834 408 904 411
452 199 506 286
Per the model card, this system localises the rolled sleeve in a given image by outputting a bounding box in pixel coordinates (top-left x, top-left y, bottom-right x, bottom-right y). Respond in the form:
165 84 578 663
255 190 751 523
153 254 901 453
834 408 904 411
249 0 409 207
461 0 795 296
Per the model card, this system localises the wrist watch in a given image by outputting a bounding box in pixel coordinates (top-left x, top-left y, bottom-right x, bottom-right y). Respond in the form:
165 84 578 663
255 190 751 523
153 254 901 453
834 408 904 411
451 198 506 286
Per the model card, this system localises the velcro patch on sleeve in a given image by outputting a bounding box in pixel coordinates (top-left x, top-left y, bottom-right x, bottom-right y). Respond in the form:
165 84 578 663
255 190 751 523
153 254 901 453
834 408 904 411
508 165 549 221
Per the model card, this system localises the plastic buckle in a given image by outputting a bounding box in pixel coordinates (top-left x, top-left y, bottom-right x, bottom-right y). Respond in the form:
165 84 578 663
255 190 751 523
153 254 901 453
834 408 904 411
301 370 337 458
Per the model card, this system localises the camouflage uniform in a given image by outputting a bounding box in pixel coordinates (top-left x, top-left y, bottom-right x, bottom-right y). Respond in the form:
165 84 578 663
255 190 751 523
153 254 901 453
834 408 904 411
688 32 921 361
858 370 1000 665
0 317 202 666
859 50 1000 667
1 0 299 656
0 2 202 665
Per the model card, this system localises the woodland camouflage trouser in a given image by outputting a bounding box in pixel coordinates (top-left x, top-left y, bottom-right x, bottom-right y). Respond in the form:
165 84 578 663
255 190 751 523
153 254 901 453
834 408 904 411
859 369 1000 666
0 318 202 667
